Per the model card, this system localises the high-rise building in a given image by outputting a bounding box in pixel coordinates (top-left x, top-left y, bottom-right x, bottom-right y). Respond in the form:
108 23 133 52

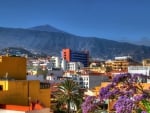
62 48 89 67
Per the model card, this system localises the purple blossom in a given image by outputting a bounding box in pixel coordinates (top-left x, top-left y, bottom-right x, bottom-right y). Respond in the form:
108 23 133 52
82 73 150 113
133 95 143 102
114 96 134 113
99 73 150 112
112 74 127 83
141 111 147 113
81 96 99 113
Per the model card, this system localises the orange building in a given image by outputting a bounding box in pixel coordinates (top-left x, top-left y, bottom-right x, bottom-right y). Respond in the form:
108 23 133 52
62 48 71 62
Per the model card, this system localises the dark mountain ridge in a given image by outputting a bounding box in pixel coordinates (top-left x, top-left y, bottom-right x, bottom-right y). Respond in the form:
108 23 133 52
0 25 149 61
29 24 65 33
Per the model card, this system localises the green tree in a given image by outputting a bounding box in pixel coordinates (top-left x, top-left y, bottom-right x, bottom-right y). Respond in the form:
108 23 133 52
56 79 83 113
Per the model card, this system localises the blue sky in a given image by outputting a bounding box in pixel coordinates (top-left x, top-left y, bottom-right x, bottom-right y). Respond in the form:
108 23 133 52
0 0 150 42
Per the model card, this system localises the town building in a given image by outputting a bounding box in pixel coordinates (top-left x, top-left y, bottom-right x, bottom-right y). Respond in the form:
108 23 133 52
128 66 150 83
46 69 63 81
80 73 109 89
105 56 141 71
63 70 109 89
61 58 84 71
0 56 50 111
47 56 61 70
0 56 26 80
142 59 150 66
62 48 89 67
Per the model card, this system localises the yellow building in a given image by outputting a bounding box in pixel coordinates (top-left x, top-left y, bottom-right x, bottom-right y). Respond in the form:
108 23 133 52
0 80 50 107
0 56 50 109
0 56 26 80
105 56 141 71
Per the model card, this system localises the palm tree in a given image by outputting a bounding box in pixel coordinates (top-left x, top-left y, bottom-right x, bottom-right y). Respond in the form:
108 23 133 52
56 79 83 113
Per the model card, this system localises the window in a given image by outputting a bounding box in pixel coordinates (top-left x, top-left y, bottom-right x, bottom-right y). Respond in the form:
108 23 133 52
0 85 3 90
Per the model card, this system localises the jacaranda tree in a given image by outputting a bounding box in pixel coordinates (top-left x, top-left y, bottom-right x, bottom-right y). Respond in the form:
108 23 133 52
82 73 150 113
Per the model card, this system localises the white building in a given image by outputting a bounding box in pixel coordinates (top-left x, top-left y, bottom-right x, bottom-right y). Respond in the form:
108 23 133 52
115 56 132 60
63 71 109 89
128 66 150 75
61 59 67 70
79 74 109 89
128 66 150 83
67 62 84 71
47 56 61 70
61 59 84 71
52 56 61 68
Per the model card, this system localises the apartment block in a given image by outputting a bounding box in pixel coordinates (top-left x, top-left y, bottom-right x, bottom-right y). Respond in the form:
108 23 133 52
62 48 89 67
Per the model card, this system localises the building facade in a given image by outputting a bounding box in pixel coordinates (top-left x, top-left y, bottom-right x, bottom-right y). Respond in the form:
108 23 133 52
0 56 26 80
62 48 89 67
63 71 109 89
0 56 50 110
142 59 150 66
128 66 150 83
105 56 140 71
48 56 61 69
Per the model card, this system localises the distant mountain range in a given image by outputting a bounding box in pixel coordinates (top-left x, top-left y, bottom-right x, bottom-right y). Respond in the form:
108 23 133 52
0 24 150 61
29 24 65 33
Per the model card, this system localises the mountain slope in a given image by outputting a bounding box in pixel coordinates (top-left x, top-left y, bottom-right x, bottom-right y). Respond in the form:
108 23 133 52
0 26 149 61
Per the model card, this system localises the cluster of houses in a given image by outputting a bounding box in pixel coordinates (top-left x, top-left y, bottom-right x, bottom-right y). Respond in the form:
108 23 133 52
1 48 150 112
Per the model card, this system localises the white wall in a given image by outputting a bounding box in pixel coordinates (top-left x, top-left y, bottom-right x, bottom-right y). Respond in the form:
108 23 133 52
128 66 150 83
67 62 84 71
128 66 150 75
61 59 67 70
0 108 51 113
0 109 25 113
